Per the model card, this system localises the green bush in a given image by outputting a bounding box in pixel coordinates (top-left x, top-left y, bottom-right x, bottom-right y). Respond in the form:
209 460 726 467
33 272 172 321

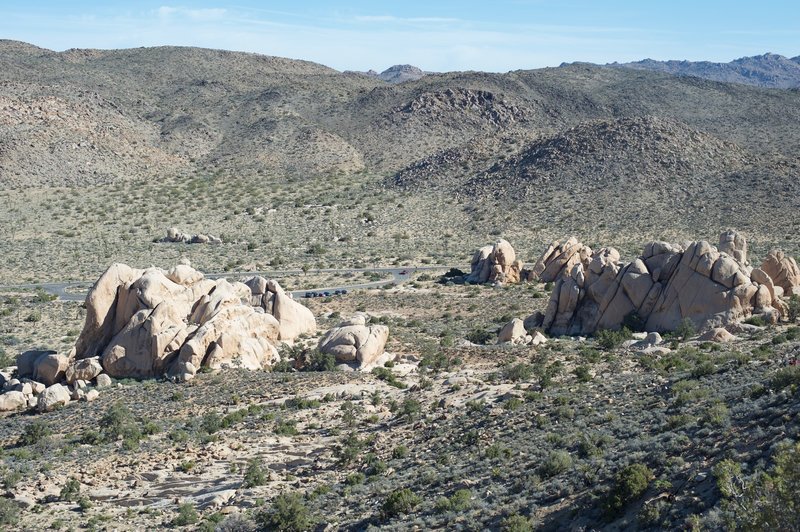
502 514 534 532
539 450 573 478
173 502 199 526
305 350 336 371
715 442 800 530
392 445 408 459
20 419 52 446
256 492 313 531
243 458 268 488
466 328 494 345
605 463 654 516
382 488 422 517
59 478 81 502
769 366 800 392
0 497 19 525
673 318 696 340
787 295 800 322
573 365 592 383
595 328 632 350
371 367 407 389
503 363 533 382
398 398 421 421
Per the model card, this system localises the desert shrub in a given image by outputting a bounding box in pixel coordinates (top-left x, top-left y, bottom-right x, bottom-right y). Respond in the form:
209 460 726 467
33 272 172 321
274 419 299 436
392 445 408 459
335 433 366 466
173 502 199 526
744 315 767 327
213 514 255 531
398 398 421 421
419 351 459 373
383 488 422 517
539 450 573 478
787 295 800 322
769 366 800 392
595 328 632 350
715 442 800 530
305 350 336 371
673 318 696 340
573 365 592 382
0 498 19 525
466 328 494 345
201 412 222 434
503 362 533 382
435 488 472 512
59 478 81 502
345 472 365 486
371 367 406 389
701 403 730 427
502 514 534 531
20 419 52 446
256 492 313 531
605 463 654 516
242 458 268 488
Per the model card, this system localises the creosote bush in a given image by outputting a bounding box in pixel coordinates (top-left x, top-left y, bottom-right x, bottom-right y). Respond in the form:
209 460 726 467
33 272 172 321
605 463 654 516
256 492 313 531
382 488 422 518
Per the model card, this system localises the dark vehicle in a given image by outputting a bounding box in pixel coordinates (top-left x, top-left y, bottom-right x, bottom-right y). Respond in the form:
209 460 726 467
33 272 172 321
305 292 313 298
323 291 332 297
399 270 409 275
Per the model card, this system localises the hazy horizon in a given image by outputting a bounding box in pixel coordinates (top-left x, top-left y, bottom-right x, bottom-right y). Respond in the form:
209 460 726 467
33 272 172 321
2 0 798 72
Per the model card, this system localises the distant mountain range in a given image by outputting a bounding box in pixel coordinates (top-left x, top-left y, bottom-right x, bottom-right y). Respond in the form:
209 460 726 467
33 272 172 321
602 53 800 88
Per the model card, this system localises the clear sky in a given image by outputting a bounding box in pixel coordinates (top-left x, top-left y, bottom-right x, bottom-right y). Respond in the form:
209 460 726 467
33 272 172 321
2 1 798 72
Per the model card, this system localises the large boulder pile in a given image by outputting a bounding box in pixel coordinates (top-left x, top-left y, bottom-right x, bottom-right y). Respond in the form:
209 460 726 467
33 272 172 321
0 263 319 413
318 315 390 369
160 227 222 245
760 249 800 296
73 262 315 380
529 231 791 336
465 239 523 284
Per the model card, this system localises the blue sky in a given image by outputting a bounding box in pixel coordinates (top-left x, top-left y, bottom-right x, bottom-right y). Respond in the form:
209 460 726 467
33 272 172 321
2 1 798 72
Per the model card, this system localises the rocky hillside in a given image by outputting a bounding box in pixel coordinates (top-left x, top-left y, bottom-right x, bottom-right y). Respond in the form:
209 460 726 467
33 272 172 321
609 53 800 88
1 40 799 190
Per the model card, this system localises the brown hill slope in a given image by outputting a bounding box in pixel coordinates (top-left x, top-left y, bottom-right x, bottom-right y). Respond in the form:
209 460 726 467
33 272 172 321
1 41 800 189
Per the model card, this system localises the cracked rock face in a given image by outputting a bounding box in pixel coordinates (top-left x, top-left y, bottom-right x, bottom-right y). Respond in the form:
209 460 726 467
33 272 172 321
73 263 314 378
465 239 523 284
318 315 390 369
532 232 789 336
760 249 800 296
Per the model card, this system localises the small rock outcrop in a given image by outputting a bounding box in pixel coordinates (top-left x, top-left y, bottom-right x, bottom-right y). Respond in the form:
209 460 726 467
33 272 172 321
529 232 789 336
465 239 523 284
528 237 594 283
72 263 315 379
160 227 222 245
244 277 316 341
318 316 390 369
760 249 800 296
